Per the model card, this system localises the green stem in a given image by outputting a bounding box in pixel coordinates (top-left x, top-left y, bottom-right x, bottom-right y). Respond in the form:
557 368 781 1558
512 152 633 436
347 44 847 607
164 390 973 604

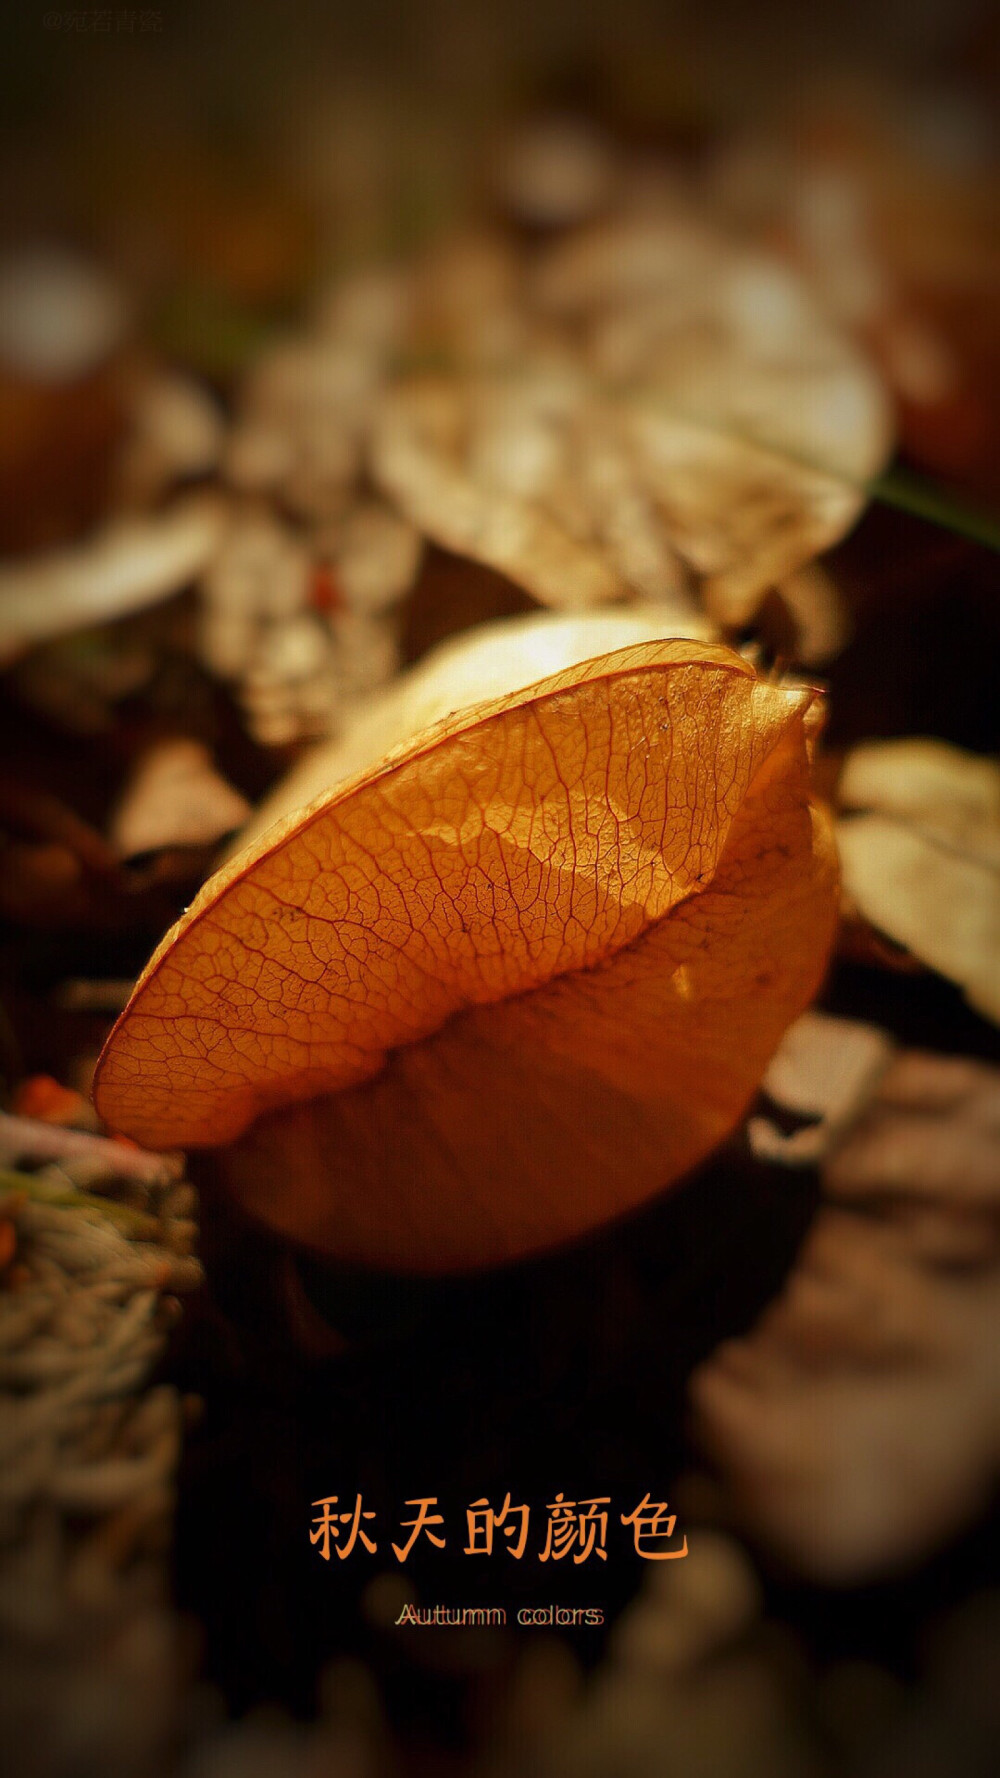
868 467 1000 554
0 1166 160 1237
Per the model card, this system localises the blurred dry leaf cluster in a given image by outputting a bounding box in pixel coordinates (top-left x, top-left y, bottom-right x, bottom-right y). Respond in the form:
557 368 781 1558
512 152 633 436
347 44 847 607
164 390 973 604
0 126 897 759
708 82 1000 499
699 1020 1000 1585
837 738 1000 1021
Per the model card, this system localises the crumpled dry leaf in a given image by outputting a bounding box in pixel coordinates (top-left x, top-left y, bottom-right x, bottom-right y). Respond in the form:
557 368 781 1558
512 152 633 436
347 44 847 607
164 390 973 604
95 639 837 1272
840 738 1000 846
533 215 891 625
748 1010 896 1166
199 504 313 680
371 376 629 611
407 231 529 371
623 404 870 627
537 223 887 478
692 1048 1000 1584
116 370 224 504
530 211 728 319
224 332 384 519
824 1051 1000 1214
491 117 619 229
0 494 226 666
227 197 888 656
573 405 693 604
770 563 850 668
109 739 251 859
709 91 1000 499
198 502 404 747
367 212 891 628
322 501 424 617
837 739 1000 1022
